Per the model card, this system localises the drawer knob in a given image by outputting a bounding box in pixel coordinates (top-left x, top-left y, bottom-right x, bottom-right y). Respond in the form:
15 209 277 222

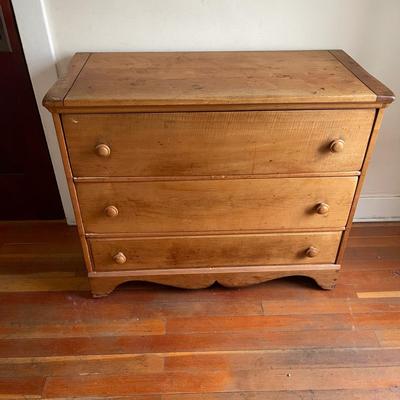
306 246 319 258
113 252 127 264
316 202 330 215
330 139 345 153
95 144 111 157
104 205 119 218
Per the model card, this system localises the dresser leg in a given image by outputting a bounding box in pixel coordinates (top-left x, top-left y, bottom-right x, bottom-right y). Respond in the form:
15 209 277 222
89 276 122 298
311 269 340 290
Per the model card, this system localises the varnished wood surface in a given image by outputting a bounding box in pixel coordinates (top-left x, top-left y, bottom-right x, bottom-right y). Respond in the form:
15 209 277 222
42 53 91 108
49 101 387 114
89 265 340 296
63 109 375 177
43 50 394 297
51 114 94 272
44 51 382 110
74 171 361 183
330 50 395 104
89 232 342 271
1 221 400 398
336 109 384 265
76 177 357 234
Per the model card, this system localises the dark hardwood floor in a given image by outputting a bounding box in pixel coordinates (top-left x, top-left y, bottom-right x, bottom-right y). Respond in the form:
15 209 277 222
0 221 400 399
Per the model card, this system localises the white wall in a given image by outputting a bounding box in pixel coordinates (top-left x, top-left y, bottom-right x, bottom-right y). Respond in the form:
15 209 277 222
41 0 400 220
11 0 76 223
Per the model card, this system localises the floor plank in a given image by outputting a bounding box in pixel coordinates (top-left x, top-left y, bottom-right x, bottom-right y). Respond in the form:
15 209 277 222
43 366 400 397
0 354 163 378
262 298 400 315
0 300 263 324
357 291 400 299
0 376 44 398
166 314 355 334
0 318 165 339
163 347 400 370
0 330 380 358
375 329 400 347
161 389 400 400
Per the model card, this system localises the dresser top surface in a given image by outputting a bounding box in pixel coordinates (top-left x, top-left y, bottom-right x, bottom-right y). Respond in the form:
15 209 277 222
44 50 394 111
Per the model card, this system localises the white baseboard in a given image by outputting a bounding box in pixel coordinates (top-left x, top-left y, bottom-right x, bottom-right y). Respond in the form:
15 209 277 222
66 214 76 226
354 195 400 222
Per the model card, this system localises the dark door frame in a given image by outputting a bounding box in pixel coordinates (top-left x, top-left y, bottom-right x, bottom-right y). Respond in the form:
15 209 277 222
0 0 64 220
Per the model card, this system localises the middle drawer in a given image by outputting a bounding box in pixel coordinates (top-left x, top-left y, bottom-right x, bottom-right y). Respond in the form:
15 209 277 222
76 177 357 234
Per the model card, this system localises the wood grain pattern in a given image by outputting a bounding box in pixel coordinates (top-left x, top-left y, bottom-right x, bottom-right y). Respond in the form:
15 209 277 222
76 177 357 234
0 330 380 358
85 227 345 239
0 354 163 378
336 109 384 265
330 50 395 104
0 274 89 293
88 264 340 297
6 219 400 400
42 52 91 108
43 366 400 397
48 101 385 114
166 313 354 334
89 231 342 271
357 291 400 299
0 376 45 398
262 298 400 315
42 50 394 296
0 318 165 339
51 114 93 272
161 390 400 400
375 330 400 347
54 51 376 108
62 110 375 177
163 348 400 371
74 171 361 183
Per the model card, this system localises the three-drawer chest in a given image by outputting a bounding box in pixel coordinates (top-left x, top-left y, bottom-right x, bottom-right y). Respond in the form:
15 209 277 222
44 50 394 297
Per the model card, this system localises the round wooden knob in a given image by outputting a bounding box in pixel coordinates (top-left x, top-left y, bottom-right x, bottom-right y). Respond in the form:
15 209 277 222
104 205 118 218
316 203 330 215
330 139 345 153
95 144 111 157
113 252 127 264
306 246 319 258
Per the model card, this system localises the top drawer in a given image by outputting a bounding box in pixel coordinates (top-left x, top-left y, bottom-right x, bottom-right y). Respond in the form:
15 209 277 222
62 110 375 177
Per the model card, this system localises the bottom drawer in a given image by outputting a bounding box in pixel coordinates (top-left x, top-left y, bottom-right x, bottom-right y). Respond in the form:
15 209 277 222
89 231 342 271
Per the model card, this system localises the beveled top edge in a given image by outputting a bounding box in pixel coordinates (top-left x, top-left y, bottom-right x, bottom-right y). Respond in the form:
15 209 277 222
329 50 395 104
42 50 394 111
43 52 91 109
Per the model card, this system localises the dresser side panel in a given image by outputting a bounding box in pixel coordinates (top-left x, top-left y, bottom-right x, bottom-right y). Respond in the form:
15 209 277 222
51 113 93 272
336 108 385 264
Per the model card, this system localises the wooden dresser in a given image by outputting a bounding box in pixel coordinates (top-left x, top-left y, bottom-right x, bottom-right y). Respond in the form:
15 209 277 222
43 50 394 297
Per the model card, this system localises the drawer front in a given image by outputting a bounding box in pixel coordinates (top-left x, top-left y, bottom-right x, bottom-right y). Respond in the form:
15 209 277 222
89 232 342 271
63 110 374 177
76 177 357 234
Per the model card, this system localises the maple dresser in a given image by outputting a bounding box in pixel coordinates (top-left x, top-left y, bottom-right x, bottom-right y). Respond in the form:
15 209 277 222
43 50 394 297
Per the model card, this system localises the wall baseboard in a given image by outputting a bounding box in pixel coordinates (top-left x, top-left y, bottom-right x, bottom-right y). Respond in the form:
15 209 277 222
66 214 76 226
354 195 400 222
